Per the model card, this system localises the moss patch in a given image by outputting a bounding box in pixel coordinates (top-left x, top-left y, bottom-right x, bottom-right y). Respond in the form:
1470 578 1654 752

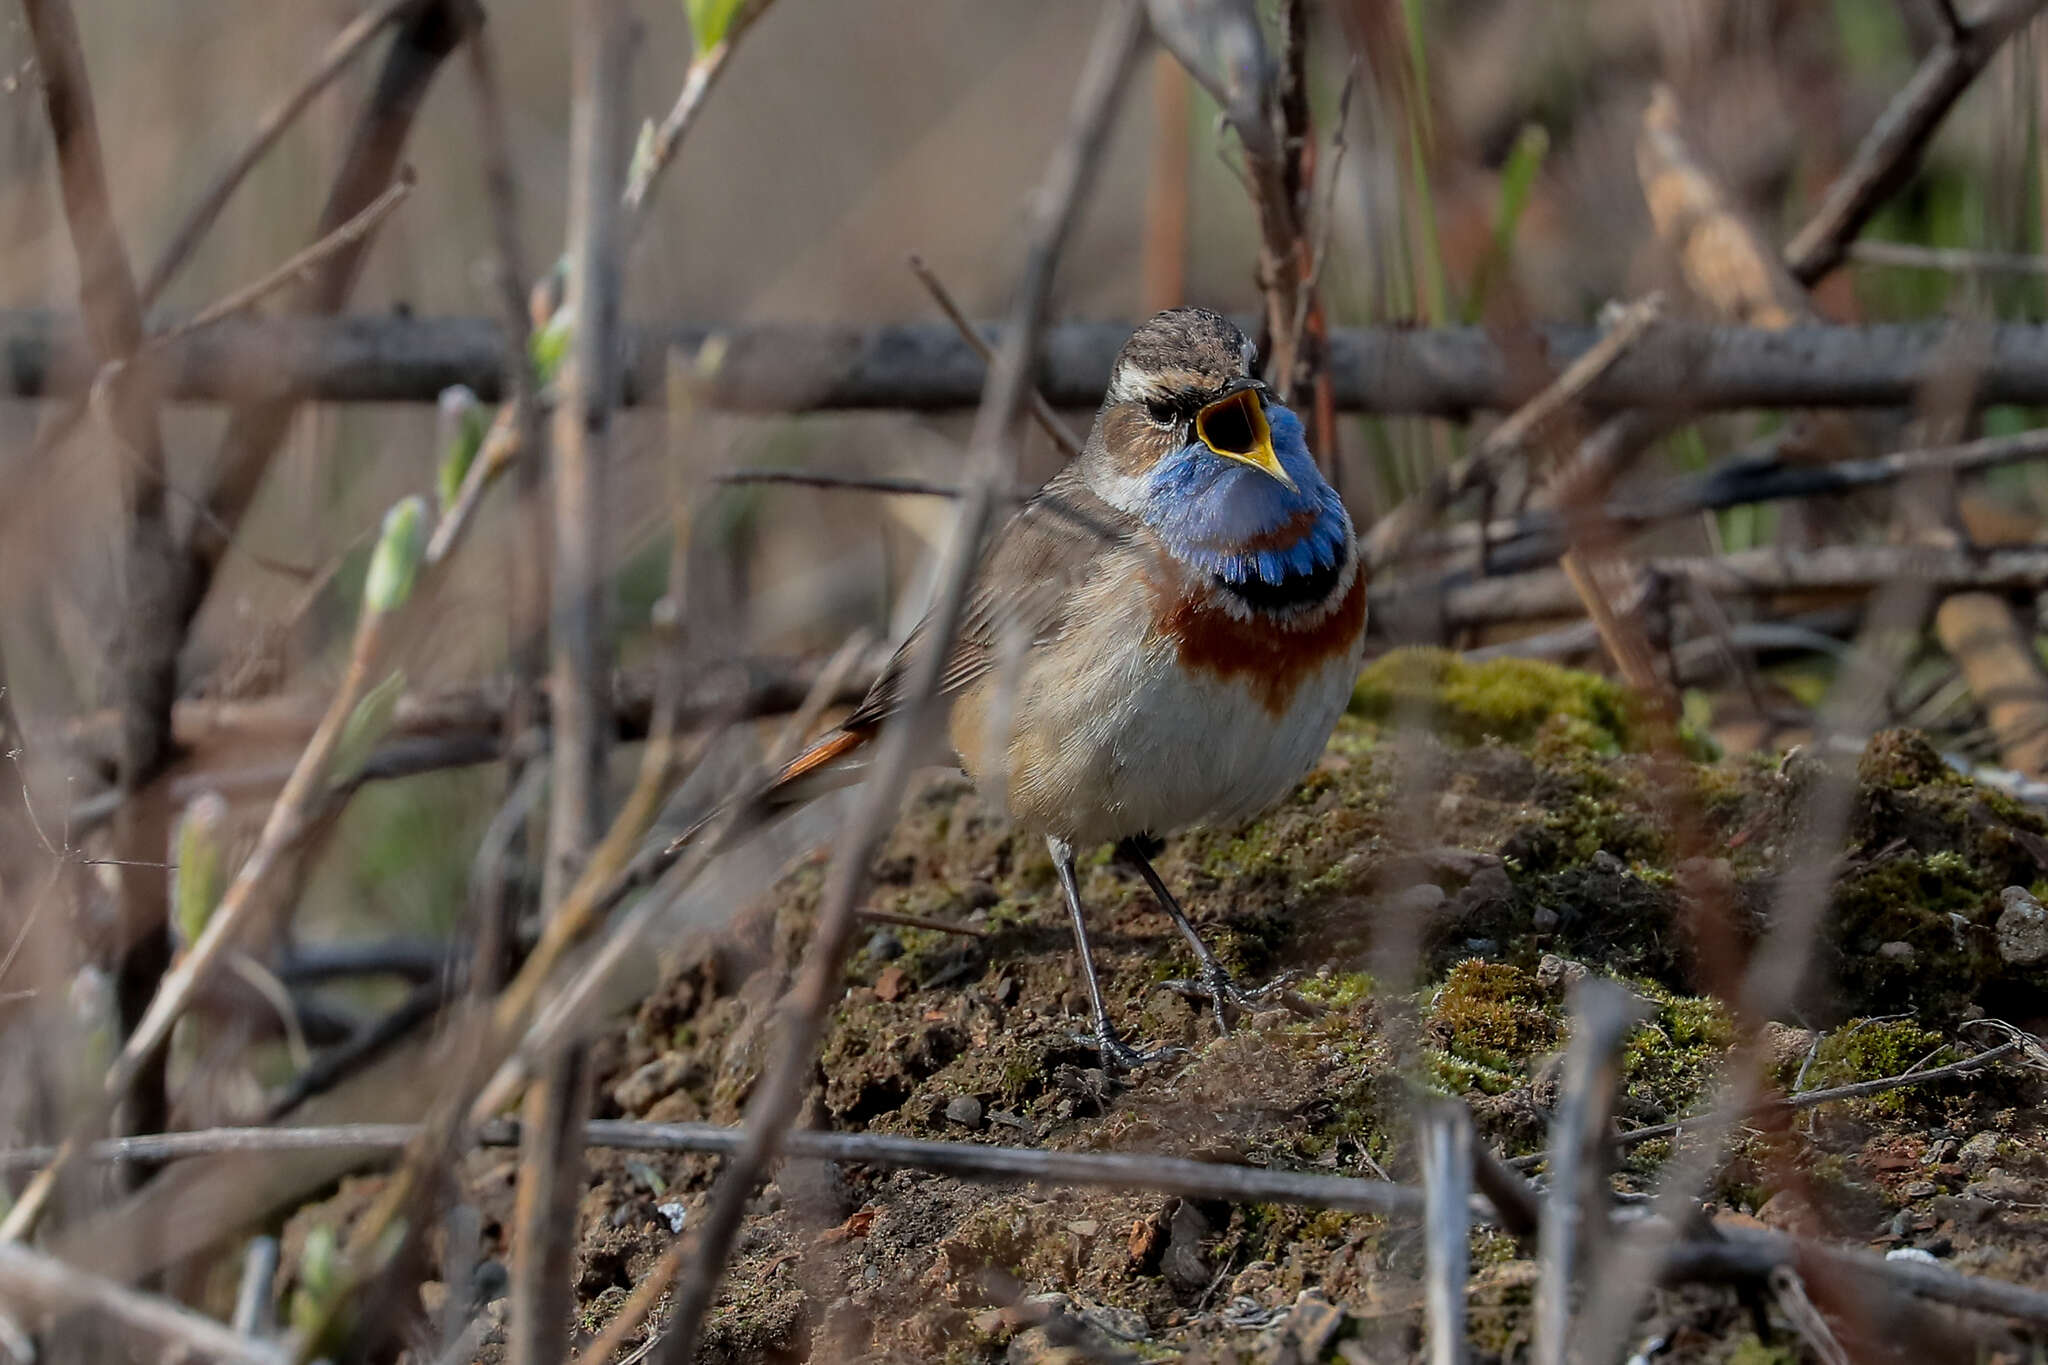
1351 648 1634 751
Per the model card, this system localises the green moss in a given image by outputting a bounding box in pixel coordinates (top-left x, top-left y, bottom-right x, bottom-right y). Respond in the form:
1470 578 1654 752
1803 1017 1950 1115
1427 961 1561 1081
1725 1336 1799 1365
1297 972 1376 1008
1351 648 1633 751
1619 983 1734 1122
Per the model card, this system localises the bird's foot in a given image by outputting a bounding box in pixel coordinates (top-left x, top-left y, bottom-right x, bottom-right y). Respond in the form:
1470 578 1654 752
1160 966 1316 1036
1079 1028 1188 1073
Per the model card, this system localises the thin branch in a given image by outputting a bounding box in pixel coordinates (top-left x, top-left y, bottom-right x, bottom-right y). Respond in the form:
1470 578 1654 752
1365 297 1663 568
157 167 418 340
1412 544 2048 630
620 0 777 239
1413 425 2048 573
907 253 1081 457
654 9 1148 1360
137 0 420 308
1509 1036 2028 1170
0 1120 1426 1219
1785 0 2048 283
21 0 184 1184
0 1241 289 1365
1851 240 2048 275
24 313 2048 414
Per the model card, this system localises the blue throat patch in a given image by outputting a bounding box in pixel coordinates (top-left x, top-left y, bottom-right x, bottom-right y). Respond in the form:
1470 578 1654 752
1139 404 1350 587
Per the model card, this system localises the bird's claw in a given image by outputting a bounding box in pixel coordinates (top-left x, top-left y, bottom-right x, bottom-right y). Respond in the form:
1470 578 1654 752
1160 967 1306 1036
1081 1030 1188 1072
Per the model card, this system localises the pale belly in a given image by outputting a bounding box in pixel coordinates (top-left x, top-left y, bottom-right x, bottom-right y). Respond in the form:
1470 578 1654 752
960 612 1364 844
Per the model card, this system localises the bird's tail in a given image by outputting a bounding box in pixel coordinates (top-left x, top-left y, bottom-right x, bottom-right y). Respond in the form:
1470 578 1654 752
671 723 879 857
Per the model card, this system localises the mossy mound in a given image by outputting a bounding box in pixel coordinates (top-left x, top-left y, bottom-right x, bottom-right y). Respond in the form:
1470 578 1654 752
540 666 2048 1363
1351 647 1635 751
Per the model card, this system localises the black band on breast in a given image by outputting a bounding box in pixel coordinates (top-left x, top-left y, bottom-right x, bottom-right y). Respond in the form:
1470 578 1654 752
1214 541 1349 613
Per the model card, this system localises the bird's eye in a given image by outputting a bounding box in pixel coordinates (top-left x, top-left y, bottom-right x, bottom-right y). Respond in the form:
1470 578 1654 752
1143 397 1178 428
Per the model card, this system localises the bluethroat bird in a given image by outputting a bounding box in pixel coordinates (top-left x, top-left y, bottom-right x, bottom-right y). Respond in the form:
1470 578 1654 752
765 308 1366 1067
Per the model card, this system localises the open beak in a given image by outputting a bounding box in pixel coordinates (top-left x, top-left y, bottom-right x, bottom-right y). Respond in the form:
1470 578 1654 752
1196 386 1295 492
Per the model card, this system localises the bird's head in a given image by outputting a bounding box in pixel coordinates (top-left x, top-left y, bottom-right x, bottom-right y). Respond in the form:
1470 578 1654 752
1089 307 1294 495
1082 308 1346 587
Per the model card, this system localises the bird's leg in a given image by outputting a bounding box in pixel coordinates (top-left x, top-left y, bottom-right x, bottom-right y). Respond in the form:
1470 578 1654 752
1115 836 1294 1037
1047 835 1180 1071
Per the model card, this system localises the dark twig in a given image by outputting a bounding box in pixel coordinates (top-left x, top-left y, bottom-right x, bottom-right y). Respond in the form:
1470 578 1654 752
19 314 2048 414
156 168 419 341
655 10 1147 1361
906 253 1081 457
1415 426 2048 573
716 468 1022 500
1410 544 2048 630
137 0 421 308
20 0 185 1190
1785 0 2048 284
1364 298 1662 568
0 1121 1425 1219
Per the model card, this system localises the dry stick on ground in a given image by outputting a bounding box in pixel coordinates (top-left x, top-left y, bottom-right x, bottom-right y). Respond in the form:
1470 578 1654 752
19 0 190 1176
1533 979 1649 1365
1420 1102 1474 1365
906 253 1080 457
652 9 1148 1361
620 0 777 237
1509 1035 2030 1171
1363 298 1664 569
0 1241 289 1365
8 1117 2048 1332
1784 0 2048 285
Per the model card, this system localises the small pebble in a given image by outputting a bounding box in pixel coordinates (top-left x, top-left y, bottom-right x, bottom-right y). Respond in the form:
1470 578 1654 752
1887 1247 1939 1266
1876 940 1915 964
945 1094 985 1129
657 1201 688 1234
1996 885 2048 965
1531 906 1560 931
1898 1180 1939 1201
865 931 904 961
1958 1131 2001 1168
